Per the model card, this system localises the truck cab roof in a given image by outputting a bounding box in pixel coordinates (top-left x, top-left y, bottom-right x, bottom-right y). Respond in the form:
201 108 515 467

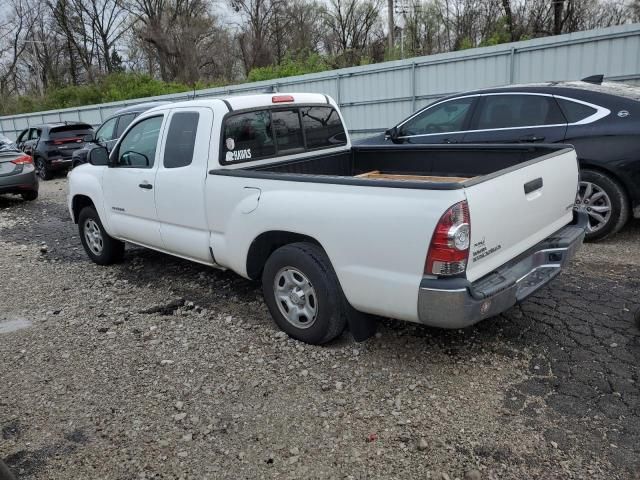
144 93 333 115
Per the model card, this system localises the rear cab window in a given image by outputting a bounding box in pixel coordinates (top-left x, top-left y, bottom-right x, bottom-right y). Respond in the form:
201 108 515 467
222 105 346 164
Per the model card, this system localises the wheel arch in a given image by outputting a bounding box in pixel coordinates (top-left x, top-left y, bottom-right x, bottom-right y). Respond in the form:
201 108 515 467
245 230 324 281
71 194 96 224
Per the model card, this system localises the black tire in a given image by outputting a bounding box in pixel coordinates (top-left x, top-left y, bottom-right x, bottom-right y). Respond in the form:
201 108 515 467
262 242 347 345
21 190 38 201
78 206 124 265
579 169 629 242
35 156 53 180
0 459 17 480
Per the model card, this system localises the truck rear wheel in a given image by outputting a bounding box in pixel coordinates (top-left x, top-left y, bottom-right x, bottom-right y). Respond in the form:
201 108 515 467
78 206 124 265
262 242 347 345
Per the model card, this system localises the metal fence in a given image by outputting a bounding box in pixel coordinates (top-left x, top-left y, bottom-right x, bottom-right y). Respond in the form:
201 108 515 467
2 23 640 141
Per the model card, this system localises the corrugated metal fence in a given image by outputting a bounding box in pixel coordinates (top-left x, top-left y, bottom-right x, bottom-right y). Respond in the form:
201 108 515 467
2 23 640 141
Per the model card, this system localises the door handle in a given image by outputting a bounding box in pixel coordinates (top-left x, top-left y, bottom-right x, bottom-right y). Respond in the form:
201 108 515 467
519 135 545 143
443 138 458 144
139 183 153 190
524 178 543 194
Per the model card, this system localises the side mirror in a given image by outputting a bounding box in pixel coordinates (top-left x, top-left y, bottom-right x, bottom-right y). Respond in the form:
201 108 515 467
83 133 95 142
384 126 401 143
88 146 109 166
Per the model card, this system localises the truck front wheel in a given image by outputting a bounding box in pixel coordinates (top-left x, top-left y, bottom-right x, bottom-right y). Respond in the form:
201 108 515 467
262 242 347 345
78 206 125 265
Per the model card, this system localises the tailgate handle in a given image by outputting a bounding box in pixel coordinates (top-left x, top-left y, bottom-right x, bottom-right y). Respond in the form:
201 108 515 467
524 178 543 194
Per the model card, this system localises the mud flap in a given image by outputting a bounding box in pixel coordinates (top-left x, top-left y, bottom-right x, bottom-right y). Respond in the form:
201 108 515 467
344 300 377 342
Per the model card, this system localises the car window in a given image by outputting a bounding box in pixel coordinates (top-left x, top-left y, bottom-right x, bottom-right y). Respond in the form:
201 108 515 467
95 117 118 142
163 112 199 168
28 128 41 140
301 107 347 149
115 113 137 138
555 98 598 123
272 109 304 153
17 130 28 142
223 110 275 162
49 125 92 139
116 116 163 168
400 98 474 136
476 94 565 130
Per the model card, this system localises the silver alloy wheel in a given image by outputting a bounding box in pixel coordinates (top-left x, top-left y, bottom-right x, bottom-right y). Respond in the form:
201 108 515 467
574 181 612 233
84 218 104 255
273 267 318 329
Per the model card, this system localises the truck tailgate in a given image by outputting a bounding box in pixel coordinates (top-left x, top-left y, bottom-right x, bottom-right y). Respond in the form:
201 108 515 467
464 148 578 283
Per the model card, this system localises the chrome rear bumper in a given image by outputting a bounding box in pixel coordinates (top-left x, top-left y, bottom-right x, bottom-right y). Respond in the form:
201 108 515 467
417 212 587 329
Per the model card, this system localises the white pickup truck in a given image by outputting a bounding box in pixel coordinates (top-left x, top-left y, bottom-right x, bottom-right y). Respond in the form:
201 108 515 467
68 93 587 344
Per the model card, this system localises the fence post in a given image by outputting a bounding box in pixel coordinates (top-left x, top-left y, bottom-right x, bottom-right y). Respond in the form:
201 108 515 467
509 47 516 84
336 73 341 105
411 61 417 112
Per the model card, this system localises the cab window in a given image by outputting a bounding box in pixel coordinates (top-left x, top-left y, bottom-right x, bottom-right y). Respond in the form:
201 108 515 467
95 117 118 142
163 112 199 168
399 98 474 137
301 107 347 149
272 109 304 153
115 113 137 137
223 110 275 162
115 116 163 168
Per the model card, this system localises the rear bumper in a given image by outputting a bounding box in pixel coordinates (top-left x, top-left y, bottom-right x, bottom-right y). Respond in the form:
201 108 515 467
48 157 73 170
417 212 587 329
0 169 39 194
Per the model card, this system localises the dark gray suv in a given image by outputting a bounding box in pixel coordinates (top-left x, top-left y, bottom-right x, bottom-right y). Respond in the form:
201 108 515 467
15 122 94 180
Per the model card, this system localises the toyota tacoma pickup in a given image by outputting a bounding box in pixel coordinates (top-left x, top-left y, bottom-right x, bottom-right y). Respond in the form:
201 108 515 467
68 93 587 344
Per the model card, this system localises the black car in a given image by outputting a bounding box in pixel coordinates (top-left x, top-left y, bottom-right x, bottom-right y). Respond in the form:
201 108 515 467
15 122 94 180
71 101 170 168
358 78 640 241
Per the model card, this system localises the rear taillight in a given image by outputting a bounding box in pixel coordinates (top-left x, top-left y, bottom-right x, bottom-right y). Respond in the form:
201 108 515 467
425 200 471 276
11 155 33 165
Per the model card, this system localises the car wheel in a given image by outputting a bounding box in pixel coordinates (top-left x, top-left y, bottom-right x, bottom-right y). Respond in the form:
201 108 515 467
576 169 629 242
21 190 38 201
34 156 53 180
78 206 124 265
262 242 347 345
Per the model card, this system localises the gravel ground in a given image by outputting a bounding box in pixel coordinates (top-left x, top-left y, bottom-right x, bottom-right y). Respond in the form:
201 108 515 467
1 177 639 480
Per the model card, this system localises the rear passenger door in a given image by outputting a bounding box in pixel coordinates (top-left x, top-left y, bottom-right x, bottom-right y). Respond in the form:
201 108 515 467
155 107 214 263
463 93 567 144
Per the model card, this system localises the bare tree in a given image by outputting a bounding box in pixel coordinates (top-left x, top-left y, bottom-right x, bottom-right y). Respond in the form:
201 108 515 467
322 0 381 66
123 0 220 83
0 0 38 98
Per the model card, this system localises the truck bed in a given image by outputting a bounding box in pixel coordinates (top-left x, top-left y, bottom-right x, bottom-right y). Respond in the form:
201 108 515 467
219 144 572 190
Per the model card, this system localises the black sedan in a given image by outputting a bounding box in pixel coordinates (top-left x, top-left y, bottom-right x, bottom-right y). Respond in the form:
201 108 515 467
358 78 640 241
